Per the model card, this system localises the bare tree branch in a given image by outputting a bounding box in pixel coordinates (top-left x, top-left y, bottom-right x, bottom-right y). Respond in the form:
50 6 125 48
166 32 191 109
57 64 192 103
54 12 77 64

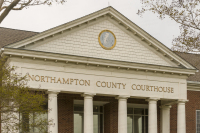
12 0 32 10
0 0 66 24
139 0 200 52
0 6 7 12
0 0 21 23
0 0 4 9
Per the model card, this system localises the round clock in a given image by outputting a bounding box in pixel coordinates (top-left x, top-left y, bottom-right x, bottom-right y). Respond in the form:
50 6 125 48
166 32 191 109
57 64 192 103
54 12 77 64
98 30 116 50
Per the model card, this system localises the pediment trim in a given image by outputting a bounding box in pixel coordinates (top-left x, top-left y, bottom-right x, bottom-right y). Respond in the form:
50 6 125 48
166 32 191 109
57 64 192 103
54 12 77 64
4 6 196 70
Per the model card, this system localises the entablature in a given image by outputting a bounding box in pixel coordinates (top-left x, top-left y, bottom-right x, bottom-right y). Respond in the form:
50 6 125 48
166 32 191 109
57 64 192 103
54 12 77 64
2 48 197 77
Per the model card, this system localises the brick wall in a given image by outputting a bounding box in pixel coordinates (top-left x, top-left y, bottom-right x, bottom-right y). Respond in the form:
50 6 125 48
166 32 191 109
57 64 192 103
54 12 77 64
169 90 200 133
58 94 83 133
57 93 162 133
186 90 200 133
170 104 177 133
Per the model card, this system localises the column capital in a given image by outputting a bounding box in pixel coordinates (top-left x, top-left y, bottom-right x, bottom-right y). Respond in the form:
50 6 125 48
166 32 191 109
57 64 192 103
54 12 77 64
81 93 96 97
146 97 160 102
115 95 130 100
46 90 60 94
177 99 189 103
160 105 172 109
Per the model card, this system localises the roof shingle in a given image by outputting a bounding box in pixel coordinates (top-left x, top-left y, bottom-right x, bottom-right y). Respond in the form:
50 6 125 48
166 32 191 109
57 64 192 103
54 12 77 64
175 52 200 82
0 27 38 48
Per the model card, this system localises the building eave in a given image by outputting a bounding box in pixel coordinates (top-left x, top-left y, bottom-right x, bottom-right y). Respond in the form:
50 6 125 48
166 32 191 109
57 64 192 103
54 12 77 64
2 48 197 76
187 81 200 91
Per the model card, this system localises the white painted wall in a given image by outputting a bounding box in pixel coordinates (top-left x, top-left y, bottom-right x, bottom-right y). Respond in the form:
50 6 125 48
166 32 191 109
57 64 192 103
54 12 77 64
10 58 187 100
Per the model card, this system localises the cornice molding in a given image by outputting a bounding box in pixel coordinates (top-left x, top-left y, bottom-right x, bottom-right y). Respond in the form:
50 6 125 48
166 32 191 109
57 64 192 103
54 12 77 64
187 81 200 91
2 48 196 76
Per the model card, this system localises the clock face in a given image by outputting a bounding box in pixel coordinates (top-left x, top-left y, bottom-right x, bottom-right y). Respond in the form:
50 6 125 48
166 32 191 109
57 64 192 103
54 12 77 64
98 30 116 50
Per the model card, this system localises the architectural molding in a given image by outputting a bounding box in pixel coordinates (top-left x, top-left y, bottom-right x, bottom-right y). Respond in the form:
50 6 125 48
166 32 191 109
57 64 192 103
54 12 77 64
3 7 197 70
187 81 200 91
146 97 160 102
2 48 197 76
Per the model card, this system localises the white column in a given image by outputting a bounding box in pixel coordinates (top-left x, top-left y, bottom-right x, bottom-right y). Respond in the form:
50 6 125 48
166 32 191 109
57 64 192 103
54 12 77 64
160 105 171 133
82 93 95 133
146 98 159 133
177 100 188 133
116 95 129 133
47 91 59 133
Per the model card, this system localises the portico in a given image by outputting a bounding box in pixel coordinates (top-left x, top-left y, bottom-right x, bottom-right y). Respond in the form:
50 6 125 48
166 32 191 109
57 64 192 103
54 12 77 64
1 6 197 133
45 91 187 133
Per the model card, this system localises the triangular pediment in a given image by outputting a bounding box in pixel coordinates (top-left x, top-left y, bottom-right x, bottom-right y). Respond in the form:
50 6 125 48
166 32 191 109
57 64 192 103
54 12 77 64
4 7 196 69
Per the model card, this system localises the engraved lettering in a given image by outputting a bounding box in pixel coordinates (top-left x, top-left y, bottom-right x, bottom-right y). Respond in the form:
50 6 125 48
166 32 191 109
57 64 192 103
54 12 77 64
70 79 74 84
79 79 84 86
146 85 150 91
149 86 153 91
158 87 162 92
154 86 158 92
132 84 136 90
51 77 56 83
63 78 69 84
57 78 62 84
29 75 35 81
107 82 111 88
112 82 117 88
142 85 145 91
122 83 126 89
136 85 141 90
85 80 90 86
35 75 40 82
162 87 167 92
26 74 176 94
167 87 171 93
96 81 101 87
101 82 106 87
74 79 79 85
171 88 174 93
45 76 49 82
41 76 45 82
118 83 121 89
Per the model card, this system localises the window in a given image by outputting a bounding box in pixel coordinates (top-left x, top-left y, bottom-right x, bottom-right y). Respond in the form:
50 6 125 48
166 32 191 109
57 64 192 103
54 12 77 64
19 102 48 133
197 110 200 133
74 104 103 133
127 106 148 133
74 105 84 133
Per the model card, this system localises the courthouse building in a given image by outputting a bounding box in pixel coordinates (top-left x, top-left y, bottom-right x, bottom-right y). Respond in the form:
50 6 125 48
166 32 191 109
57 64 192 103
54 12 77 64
1 6 200 133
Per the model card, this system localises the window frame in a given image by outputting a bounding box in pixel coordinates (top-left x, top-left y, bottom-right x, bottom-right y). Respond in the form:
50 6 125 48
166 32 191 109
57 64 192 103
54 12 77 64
19 100 48 133
73 101 104 133
127 104 148 133
196 110 200 133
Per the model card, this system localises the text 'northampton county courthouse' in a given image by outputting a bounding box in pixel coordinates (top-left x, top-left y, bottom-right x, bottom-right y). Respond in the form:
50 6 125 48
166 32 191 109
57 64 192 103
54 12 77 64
2 6 200 133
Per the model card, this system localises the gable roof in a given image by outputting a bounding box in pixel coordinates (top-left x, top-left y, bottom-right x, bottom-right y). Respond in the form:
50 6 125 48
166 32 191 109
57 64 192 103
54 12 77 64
3 6 196 70
0 27 38 48
176 52 200 82
1 6 198 80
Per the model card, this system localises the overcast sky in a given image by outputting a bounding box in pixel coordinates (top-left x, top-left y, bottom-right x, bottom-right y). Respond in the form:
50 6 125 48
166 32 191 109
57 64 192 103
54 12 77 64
0 0 180 48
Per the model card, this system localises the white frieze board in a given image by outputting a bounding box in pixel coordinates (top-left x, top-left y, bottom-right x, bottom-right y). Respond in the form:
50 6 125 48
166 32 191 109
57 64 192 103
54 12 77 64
11 59 187 100
4 7 196 70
